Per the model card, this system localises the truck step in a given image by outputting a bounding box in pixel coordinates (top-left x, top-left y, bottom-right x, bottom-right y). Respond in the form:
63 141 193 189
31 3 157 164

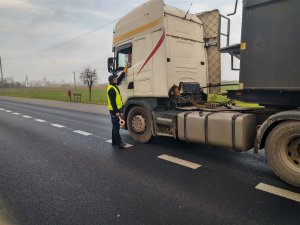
156 117 173 126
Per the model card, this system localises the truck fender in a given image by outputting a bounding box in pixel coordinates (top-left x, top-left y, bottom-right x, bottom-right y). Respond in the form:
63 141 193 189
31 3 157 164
254 110 300 152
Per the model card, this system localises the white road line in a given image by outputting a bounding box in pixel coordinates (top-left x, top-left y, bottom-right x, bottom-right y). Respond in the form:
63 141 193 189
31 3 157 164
106 139 134 148
158 154 201 169
35 119 46 123
0 107 126 146
94 136 109 141
51 124 65 128
255 183 300 203
124 143 134 148
73 130 92 136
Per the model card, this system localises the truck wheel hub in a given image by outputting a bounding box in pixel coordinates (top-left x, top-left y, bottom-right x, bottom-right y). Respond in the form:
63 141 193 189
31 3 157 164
131 115 146 133
285 138 300 171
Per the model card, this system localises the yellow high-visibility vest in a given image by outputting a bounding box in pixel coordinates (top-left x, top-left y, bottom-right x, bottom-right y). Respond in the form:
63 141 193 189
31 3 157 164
107 84 123 111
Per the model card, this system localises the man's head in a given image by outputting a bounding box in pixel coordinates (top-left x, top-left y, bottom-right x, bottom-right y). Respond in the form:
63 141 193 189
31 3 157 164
108 73 118 85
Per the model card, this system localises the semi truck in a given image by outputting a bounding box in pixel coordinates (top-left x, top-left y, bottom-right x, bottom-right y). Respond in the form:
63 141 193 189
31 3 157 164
107 0 300 187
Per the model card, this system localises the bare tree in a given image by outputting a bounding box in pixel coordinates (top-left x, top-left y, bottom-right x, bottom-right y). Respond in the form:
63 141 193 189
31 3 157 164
80 66 97 102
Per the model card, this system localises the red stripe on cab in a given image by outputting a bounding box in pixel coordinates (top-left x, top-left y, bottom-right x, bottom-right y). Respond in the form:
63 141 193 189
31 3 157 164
137 30 166 75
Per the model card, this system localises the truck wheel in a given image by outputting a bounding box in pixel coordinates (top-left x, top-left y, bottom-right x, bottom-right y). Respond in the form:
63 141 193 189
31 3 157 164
127 106 152 143
265 121 300 187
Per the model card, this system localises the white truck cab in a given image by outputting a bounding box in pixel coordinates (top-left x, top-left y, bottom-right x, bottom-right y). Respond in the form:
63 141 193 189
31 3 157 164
108 0 221 104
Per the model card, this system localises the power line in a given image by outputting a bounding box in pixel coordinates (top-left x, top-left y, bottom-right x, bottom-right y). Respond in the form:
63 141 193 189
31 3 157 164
3 18 119 60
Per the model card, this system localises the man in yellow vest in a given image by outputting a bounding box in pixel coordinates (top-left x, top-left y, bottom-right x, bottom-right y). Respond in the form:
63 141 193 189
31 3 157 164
107 65 127 148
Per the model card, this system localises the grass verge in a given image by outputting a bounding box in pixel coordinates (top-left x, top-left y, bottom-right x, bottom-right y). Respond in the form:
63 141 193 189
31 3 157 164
0 85 260 108
0 87 107 105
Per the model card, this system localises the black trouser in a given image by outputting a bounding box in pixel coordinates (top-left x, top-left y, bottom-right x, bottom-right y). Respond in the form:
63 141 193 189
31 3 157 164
111 114 122 145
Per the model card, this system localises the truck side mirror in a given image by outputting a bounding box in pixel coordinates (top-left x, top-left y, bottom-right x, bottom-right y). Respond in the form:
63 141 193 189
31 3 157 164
107 57 115 73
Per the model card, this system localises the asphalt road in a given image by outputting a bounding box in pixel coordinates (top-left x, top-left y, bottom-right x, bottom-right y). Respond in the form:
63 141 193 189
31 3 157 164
0 99 299 225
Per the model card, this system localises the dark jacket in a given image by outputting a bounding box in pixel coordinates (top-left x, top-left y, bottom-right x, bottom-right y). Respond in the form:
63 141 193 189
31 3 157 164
108 71 125 114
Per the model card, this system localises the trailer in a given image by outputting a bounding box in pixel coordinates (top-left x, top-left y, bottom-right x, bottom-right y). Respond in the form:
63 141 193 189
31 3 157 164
107 0 300 187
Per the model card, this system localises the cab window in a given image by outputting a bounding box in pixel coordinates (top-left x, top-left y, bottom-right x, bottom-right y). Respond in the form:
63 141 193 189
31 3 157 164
116 44 132 71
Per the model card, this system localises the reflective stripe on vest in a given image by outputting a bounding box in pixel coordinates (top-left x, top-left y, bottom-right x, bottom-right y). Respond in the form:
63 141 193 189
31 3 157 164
107 84 123 111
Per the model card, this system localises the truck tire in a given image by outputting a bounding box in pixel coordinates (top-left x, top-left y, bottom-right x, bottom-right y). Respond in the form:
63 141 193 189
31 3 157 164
265 121 300 187
127 106 152 143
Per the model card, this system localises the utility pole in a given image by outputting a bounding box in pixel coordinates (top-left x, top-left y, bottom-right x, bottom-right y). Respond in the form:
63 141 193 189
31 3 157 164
73 71 76 90
24 75 28 87
0 56 4 90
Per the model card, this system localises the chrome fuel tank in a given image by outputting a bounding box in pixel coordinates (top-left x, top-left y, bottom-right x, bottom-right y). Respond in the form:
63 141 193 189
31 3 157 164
177 111 257 151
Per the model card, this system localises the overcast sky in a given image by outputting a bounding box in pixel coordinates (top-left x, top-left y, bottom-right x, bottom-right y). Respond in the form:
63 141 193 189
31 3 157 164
0 0 242 84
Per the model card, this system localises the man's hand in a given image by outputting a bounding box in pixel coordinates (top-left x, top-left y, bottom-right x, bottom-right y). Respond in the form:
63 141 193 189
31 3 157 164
123 64 128 74
116 112 120 117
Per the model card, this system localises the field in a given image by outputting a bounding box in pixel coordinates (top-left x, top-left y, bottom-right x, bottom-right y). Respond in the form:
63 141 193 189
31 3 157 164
0 83 259 107
0 86 108 105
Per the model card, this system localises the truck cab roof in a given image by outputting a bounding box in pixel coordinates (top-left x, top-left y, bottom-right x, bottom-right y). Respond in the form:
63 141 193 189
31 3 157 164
113 0 202 46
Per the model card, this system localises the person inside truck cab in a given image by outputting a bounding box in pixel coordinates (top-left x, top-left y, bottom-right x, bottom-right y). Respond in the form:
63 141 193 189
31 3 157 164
106 65 128 148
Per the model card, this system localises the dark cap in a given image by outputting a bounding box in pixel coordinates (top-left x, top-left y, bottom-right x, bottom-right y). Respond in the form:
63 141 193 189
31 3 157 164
108 73 118 84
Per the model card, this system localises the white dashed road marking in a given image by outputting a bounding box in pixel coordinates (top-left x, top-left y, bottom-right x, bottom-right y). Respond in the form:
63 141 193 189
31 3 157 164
22 115 32 118
106 139 134 148
2 107 127 147
73 130 92 136
35 119 46 123
51 124 65 128
256 183 300 203
124 143 134 148
158 154 201 169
